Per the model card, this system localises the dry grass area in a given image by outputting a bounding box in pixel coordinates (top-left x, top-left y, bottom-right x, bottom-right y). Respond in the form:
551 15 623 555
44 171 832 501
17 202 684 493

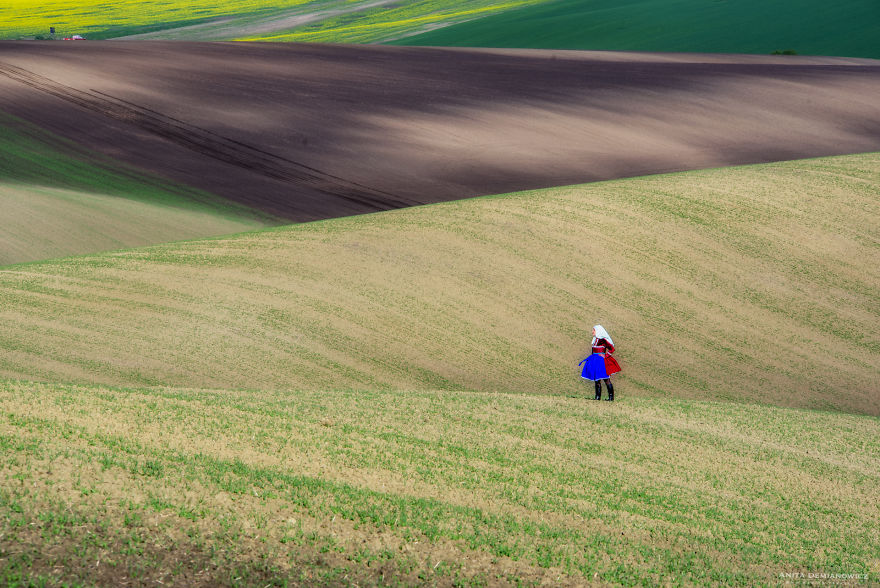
1 380 877 585
0 153 878 415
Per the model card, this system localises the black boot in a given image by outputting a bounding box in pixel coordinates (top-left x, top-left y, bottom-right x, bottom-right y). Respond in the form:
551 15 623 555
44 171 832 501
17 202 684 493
605 380 614 401
594 381 602 400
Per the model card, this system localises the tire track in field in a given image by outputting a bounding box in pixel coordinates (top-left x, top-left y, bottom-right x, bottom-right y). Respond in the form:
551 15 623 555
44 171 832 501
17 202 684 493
0 61 412 212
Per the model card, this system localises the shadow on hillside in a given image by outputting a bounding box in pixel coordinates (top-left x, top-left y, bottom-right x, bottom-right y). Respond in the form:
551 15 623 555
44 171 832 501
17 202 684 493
1 41 879 221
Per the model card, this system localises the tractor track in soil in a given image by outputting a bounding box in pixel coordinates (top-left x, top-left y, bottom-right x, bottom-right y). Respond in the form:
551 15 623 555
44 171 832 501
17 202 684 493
0 60 410 212
2 42 880 225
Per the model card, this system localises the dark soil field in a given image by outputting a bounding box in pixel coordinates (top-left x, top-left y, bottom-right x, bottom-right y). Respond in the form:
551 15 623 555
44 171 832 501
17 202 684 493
2 41 880 221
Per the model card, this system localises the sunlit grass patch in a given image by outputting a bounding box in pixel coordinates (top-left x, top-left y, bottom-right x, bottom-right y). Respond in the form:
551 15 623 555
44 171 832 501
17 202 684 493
393 0 880 60
241 0 546 44
0 0 546 42
0 0 318 39
0 153 877 413
1 381 878 584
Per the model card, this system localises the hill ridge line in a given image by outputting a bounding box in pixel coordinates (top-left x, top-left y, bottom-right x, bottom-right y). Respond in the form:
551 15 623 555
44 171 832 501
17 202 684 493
0 59 412 212
0 152 877 414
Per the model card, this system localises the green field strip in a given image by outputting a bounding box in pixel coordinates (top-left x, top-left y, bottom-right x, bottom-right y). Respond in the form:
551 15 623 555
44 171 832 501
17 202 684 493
239 0 547 44
0 111 277 265
0 152 878 414
1 381 877 584
392 0 880 59
0 0 548 42
0 0 326 40
86 0 409 41
0 111 276 218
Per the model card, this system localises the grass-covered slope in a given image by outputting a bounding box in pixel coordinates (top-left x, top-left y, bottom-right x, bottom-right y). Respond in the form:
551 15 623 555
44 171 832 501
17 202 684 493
1 382 878 585
1 153 877 414
394 0 880 60
0 112 276 265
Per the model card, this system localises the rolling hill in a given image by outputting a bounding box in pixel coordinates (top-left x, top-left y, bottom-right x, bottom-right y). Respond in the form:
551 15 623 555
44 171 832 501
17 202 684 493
3 0 878 60
2 6 878 584
2 381 877 585
2 41 880 263
0 110 276 265
1 152 877 415
2 153 879 583
393 0 880 60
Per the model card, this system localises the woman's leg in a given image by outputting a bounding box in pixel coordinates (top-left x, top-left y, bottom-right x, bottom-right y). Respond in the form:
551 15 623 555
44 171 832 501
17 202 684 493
604 379 614 401
594 380 602 400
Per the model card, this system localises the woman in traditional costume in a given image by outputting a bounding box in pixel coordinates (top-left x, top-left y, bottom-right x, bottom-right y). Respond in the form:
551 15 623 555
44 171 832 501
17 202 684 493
579 325 621 401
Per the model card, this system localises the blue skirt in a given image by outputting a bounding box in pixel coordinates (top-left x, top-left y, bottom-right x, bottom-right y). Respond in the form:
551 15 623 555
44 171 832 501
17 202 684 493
580 354 608 381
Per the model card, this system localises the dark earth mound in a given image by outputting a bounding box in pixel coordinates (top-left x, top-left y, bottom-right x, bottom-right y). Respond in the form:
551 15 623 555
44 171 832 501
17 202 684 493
2 41 879 221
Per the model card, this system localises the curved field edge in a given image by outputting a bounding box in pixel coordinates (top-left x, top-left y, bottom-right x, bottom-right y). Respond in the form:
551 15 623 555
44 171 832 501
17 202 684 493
0 0 546 42
236 0 545 44
392 0 880 60
1 381 878 585
0 110 278 265
0 0 321 39
0 152 878 414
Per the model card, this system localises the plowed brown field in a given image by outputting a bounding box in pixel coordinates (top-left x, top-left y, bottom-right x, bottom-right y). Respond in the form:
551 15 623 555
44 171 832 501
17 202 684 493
2 41 879 221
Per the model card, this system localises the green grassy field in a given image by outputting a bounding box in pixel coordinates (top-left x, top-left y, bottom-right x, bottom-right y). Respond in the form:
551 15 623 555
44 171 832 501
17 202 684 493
0 111 276 265
0 0 545 42
392 0 880 59
238 0 544 44
0 0 320 39
2 152 878 584
0 152 877 414
2 381 878 585
5 0 878 55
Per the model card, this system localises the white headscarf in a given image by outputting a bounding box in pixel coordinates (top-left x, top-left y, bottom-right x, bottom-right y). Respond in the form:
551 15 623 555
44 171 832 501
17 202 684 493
591 324 613 346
